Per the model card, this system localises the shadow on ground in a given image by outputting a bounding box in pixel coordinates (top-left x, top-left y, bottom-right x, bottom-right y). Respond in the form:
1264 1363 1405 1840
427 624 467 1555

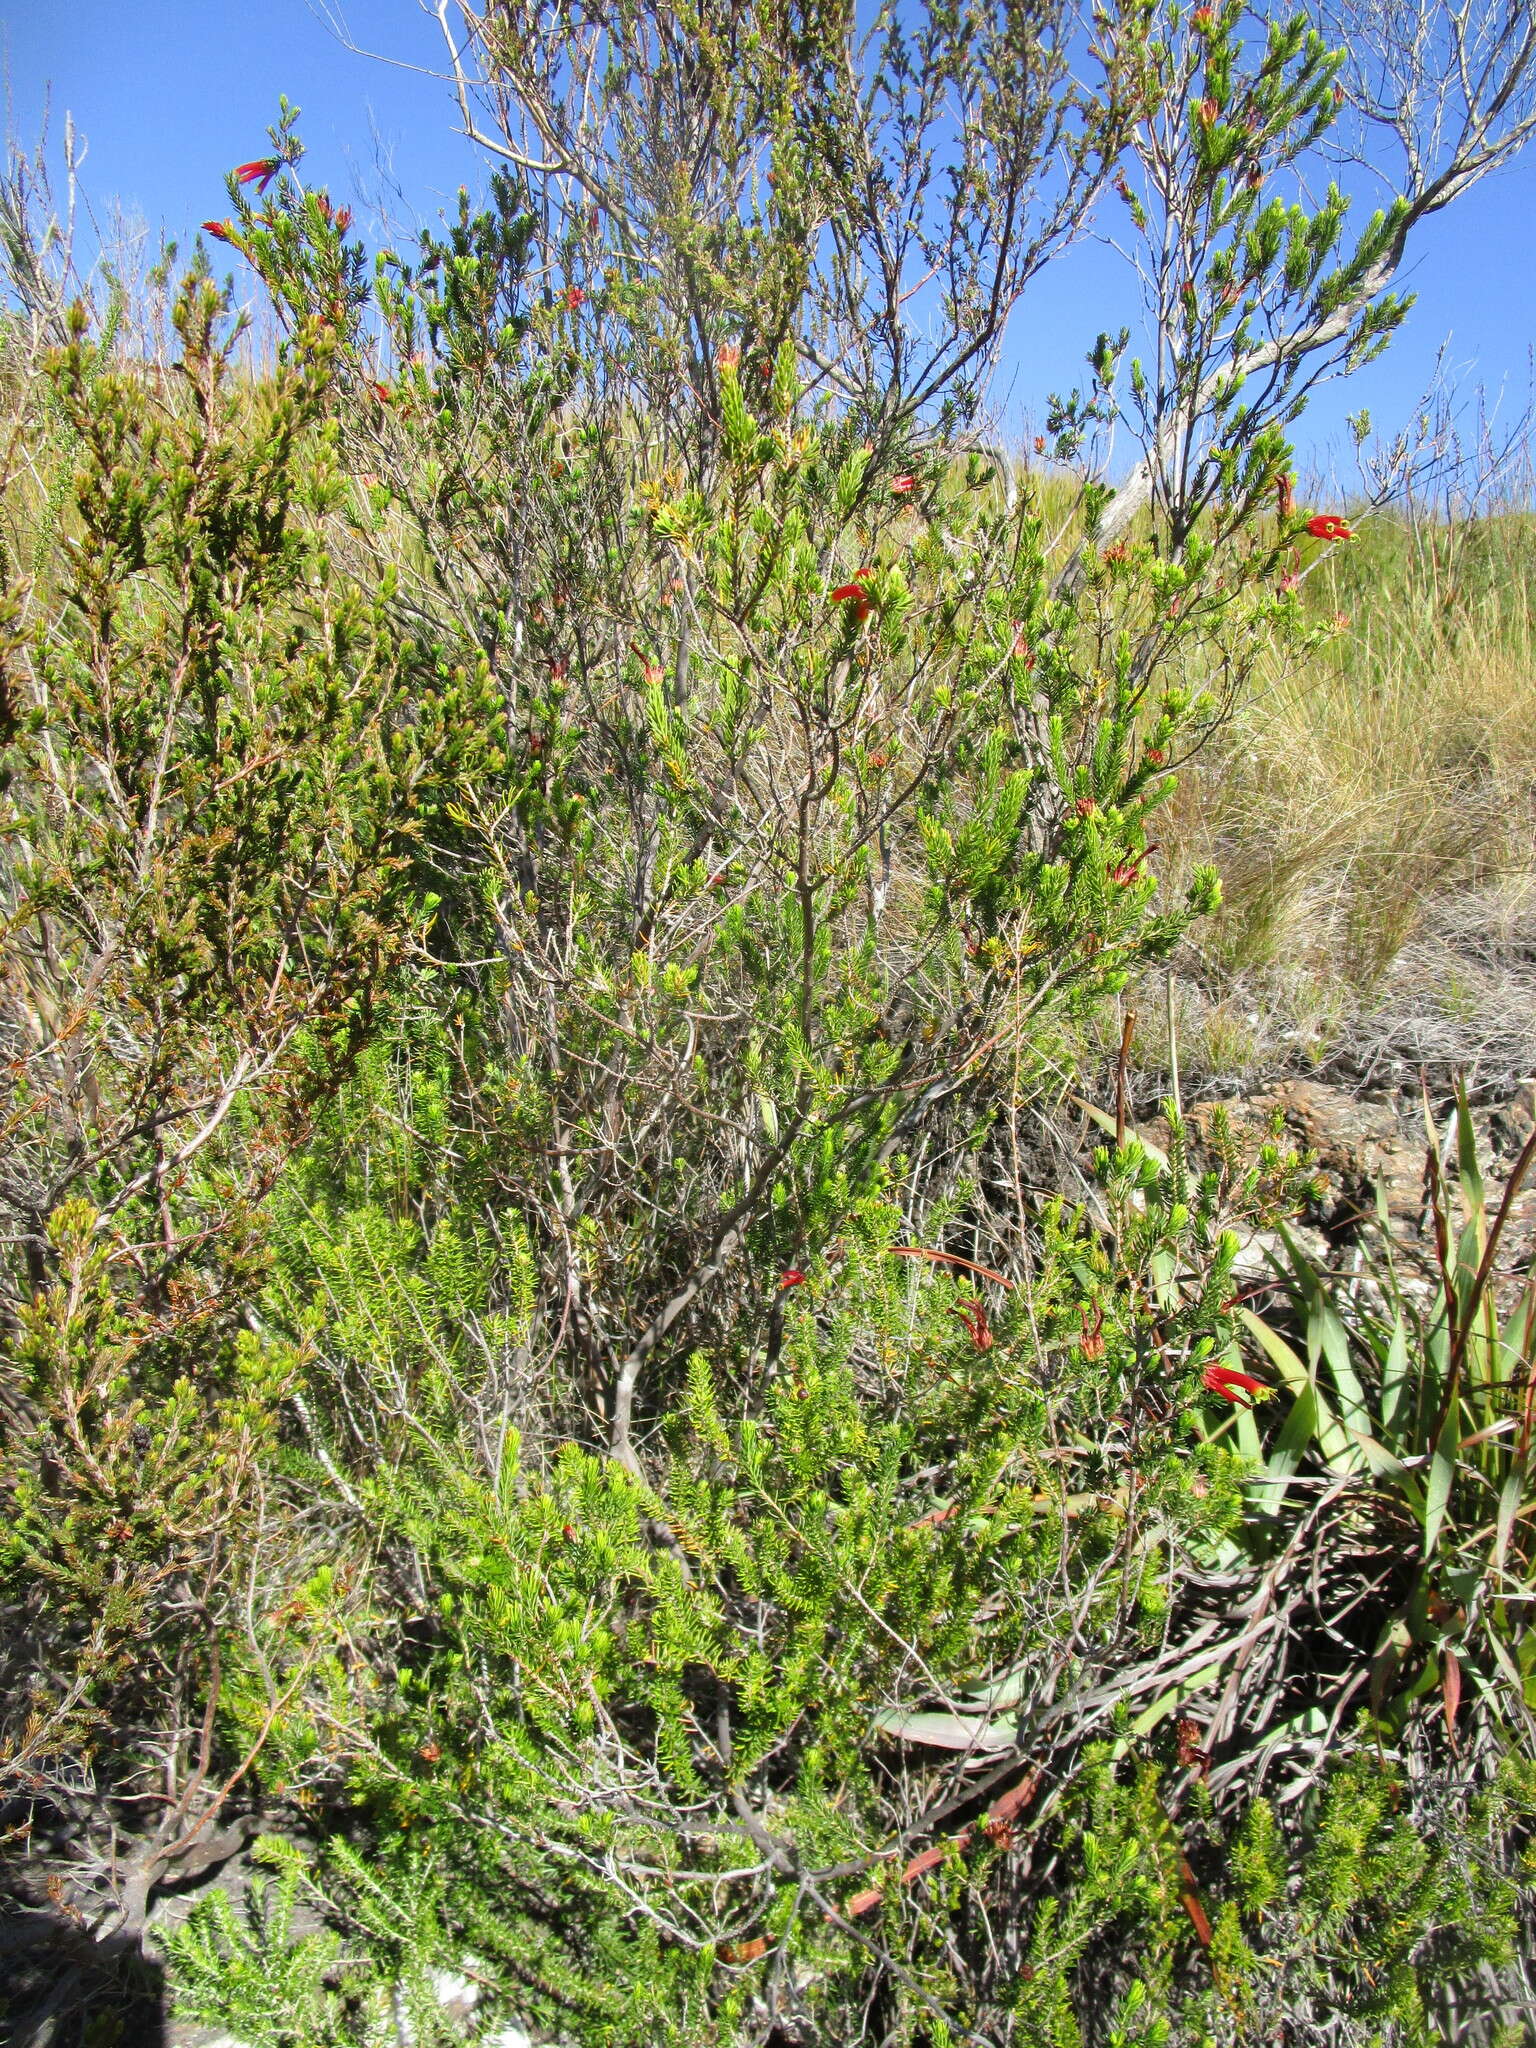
0 1912 167 2048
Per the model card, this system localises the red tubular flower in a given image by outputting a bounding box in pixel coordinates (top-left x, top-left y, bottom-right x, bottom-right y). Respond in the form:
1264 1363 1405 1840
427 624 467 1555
778 1269 807 1289
890 473 917 496
1199 96 1220 122
202 220 235 243
1275 472 1295 519
234 158 281 193
1192 5 1215 25
716 344 740 371
953 1297 994 1353
1202 1362 1267 1406
1306 512 1354 542
831 570 875 622
333 205 353 234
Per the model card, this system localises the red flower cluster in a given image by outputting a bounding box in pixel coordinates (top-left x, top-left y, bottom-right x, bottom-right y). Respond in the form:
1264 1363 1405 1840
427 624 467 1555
830 568 876 623
890 473 917 497
1203 1362 1266 1406
953 1297 994 1353
1306 512 1354 542
234 158 281 194
562 285 586 309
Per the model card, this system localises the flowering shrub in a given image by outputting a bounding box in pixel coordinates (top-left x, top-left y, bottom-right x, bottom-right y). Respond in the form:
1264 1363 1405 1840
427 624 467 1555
4 1 1536 2040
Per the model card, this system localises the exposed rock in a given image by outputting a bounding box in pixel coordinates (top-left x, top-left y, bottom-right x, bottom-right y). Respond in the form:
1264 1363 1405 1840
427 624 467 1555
1180 1075 1536 1301
1228 1079 1427 1238
1491 1079 1536 1162
429 1967 483 2025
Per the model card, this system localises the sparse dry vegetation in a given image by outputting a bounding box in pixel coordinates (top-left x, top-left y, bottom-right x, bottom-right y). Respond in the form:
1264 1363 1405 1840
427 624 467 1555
1148 495 1536 1091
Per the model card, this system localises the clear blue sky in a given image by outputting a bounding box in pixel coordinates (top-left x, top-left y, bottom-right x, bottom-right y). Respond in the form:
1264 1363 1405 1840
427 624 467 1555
6 0 1534 476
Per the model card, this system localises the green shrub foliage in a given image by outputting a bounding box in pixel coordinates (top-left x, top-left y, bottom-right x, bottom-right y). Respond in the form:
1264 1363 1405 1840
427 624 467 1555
3 3 1536 2043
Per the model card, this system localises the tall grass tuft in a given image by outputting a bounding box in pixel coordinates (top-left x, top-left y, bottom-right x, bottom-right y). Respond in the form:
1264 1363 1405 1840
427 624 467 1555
1159 498 1536 1086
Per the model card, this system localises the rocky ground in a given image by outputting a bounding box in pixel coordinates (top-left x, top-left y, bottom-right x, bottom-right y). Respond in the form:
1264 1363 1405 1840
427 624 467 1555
1162 1072 1536 1311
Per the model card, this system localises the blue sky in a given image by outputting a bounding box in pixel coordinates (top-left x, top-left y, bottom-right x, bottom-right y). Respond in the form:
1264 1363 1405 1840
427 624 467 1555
6 0 1534 477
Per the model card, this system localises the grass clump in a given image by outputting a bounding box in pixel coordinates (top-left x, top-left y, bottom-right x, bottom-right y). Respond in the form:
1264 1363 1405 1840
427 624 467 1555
1153 504 1536 1088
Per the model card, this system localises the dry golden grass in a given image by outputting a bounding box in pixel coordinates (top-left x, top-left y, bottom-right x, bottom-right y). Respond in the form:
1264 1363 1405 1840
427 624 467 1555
1152 508 1536 1087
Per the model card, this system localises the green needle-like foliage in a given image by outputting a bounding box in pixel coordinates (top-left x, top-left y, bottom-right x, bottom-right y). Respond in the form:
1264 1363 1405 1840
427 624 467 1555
4 1 1536 2039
